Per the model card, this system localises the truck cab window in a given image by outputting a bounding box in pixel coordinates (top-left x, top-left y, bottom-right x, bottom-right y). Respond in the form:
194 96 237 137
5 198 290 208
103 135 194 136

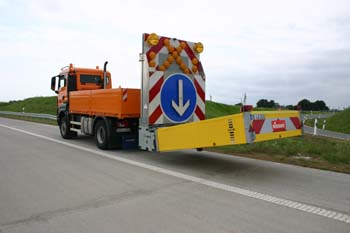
80 74 102 85
58 75 66 89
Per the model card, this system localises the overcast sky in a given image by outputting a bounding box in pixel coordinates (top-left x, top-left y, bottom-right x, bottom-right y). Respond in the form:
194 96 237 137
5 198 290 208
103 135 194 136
0 0 349 109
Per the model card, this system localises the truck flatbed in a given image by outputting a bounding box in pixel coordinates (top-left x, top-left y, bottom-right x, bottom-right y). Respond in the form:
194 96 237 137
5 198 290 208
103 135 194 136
70 88 140 119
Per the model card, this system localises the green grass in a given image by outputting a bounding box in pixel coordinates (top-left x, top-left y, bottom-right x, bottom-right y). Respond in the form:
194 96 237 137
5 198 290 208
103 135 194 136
208 135 350 173
212 135 350 164
254 107 275 111
0 96 57 115
305 109 350 134
323 109 350 134
205 100 240 119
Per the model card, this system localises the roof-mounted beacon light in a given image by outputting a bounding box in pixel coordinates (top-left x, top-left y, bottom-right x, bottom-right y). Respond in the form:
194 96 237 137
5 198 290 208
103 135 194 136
147 33 159 46
194 42 204 53
69 63 74 72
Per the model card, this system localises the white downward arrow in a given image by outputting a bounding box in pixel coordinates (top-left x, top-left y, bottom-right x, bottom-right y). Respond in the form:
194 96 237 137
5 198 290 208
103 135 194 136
172 79 190 116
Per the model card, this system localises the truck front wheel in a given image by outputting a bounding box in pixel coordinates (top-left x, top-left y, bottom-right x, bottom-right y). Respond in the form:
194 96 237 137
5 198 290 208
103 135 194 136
60 115 76 139
95 120 109 149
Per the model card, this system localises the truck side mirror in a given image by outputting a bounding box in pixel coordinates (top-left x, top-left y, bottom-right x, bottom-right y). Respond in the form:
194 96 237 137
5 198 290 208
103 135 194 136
51 76 58 94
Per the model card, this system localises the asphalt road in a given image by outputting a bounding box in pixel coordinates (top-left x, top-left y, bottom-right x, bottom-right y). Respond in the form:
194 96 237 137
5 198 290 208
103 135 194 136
0 118 349 233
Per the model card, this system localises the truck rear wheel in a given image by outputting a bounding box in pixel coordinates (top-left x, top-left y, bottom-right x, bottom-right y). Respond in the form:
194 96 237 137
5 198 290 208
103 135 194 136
60 115 77 139
95 120 109 149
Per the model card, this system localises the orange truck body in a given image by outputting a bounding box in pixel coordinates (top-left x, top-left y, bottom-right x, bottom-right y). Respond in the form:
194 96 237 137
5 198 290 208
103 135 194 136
51 62 141 149
69 88 141 119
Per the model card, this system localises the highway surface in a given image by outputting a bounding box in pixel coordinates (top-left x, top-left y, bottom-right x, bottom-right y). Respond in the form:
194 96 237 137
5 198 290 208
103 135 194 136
0 117 349 233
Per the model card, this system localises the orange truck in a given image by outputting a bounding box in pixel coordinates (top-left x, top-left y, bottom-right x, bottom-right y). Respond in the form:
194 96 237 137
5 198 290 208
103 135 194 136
51 33 303 151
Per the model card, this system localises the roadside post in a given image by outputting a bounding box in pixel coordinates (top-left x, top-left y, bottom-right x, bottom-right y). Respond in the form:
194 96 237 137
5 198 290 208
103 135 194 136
313 118 318 135
322 120 326 130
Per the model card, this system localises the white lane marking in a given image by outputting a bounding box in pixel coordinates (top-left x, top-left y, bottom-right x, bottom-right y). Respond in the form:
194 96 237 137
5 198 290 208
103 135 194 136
1 124 349 224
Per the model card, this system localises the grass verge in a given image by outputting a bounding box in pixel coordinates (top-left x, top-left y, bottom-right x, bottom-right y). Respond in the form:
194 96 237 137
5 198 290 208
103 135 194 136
0 96 57 115
208 134 350 174
205 101 240 119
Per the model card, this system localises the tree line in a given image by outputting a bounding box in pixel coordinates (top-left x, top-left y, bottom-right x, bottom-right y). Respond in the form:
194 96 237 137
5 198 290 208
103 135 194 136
256 98 329 111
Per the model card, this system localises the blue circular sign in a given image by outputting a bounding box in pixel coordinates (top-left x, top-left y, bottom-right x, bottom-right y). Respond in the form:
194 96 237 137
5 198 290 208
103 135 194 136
160 73 197 123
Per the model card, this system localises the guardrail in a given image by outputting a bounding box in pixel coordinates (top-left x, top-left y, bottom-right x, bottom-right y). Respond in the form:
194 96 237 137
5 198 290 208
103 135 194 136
0 111 56 120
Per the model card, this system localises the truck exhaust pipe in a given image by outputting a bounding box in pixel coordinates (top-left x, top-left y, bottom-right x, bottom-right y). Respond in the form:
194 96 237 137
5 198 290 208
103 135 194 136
103 61 108 89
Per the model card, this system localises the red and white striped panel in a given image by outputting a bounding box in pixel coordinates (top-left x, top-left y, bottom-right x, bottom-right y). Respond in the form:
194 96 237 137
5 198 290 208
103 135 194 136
122 89 128 102
250 117 302 134
143 33 206 125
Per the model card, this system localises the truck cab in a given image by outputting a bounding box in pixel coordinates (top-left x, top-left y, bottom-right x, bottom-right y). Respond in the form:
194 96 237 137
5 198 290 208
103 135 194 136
51 63 112 106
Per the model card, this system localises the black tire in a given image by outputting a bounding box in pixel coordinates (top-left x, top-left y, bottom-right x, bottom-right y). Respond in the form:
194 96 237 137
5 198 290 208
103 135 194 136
59 115 76 139
95 120 109 149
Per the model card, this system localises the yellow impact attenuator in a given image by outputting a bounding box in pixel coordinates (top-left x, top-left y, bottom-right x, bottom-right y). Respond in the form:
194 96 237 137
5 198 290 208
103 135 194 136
156 113 248 152
156 111 303 152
